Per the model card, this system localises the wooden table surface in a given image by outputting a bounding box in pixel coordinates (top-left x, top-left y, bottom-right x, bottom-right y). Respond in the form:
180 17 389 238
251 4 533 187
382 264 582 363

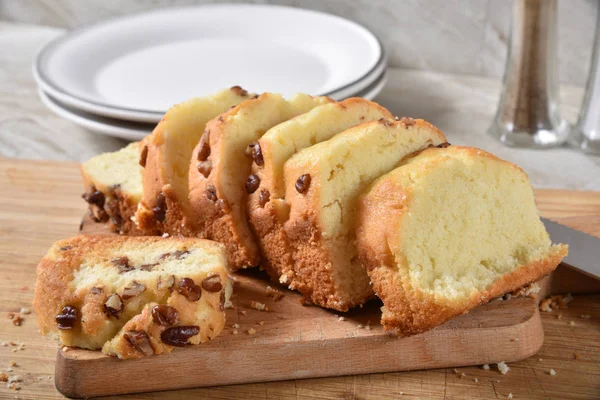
0 157 599 400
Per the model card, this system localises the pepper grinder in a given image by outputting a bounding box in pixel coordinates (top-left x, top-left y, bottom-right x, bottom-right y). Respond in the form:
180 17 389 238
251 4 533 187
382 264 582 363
572 5 600 155
488 0 570 148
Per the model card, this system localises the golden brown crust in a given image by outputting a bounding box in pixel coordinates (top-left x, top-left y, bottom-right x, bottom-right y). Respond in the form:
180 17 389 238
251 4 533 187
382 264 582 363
355 146 568 336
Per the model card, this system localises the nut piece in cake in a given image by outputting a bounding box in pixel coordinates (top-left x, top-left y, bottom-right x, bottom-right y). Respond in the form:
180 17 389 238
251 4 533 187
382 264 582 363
356 146 568 335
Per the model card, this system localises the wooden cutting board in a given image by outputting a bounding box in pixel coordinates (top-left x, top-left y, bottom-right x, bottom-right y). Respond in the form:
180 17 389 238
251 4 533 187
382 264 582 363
55 197 598 398
1 158 599 399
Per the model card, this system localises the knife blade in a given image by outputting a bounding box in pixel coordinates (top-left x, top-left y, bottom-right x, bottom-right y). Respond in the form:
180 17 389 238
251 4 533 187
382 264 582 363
541 217 600 280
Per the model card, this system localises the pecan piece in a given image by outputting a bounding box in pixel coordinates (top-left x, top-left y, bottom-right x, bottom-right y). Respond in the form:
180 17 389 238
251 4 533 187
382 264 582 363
245 174 260 194
112 257 134 274
258 189 270 207
201 274 223 292
206 185 218 202
157 275 175 291
121 281 146 300
151 305 179 326
160 326 200 347
124 331 154 356
139 145 148 167
56 306 77 330
152 192 167 222
178 278 202 302
104 293 123 318
197 130 211 161
197 160 212 178
295 174 311 194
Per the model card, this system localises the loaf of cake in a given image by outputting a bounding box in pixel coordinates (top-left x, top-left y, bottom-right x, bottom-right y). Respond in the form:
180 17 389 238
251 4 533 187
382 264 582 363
247 98 392 279
81 142 143 235
136 87 255 236
33 235 232 359
188 92 332 270
356 146 568 335
283 118 447 311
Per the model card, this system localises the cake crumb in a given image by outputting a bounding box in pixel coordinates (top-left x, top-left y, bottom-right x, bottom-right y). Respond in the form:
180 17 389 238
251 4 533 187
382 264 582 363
247 328 256 335
0 342 7 347
224 300 234 309
161 233 169 238
232 329 239 335
0 373 7 382
338 316 346 322
460 373 467 379
365 320 372 330
497 362 510 375
539 293 573 312
259 321 264 326
9 361 17 368
240 310 247 316
474 378 478 383
249 301 269 312
266 286 284 301
19 308 30 315
538 358 543 362
357 324 364 329
507 393 513 399
232 323 240 329
482 364 490 370
568 321 575 327
574 353 581 360
581 314 591 319
454 369 459 374
510 338 519 342
549 369 556 376
557 314 563 320
6 382 21 390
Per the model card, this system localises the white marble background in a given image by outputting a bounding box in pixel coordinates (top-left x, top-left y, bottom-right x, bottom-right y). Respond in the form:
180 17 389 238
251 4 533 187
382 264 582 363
0 0 597 86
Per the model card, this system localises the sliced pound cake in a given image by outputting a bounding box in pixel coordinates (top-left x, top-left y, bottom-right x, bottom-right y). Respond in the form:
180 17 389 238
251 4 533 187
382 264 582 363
356 146 568 335
188 92 331 269
283 118 447 311
81 142 143 235
33 235 232 359
247 98 392 279
136 87 255 236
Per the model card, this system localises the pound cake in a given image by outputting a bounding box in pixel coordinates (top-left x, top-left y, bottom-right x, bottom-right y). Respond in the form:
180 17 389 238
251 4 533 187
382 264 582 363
248 98 392 279
81 143 143 235
188 92 331 269
283 118 447 311
33 235 232 359
356 146 568 335
136 87 255 236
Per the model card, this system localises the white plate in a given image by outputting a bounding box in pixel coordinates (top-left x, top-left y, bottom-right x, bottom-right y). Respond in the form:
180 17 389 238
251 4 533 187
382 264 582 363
34 4 384 123
38 90 154 141
38 69 387 141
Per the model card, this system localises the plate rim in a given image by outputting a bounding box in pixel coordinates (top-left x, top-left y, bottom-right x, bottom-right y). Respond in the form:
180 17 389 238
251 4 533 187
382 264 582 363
34 3 385 121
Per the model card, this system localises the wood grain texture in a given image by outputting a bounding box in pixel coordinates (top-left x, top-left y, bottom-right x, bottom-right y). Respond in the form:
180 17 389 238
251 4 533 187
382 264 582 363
0 157 598 399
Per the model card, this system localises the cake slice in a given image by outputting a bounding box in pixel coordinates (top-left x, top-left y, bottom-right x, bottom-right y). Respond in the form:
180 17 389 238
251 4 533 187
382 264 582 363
81 142 143 235
248 98 392 279
33 235 232 359
188 92 332 269
283 118 447 311
136 87 255 236
356 146 568 335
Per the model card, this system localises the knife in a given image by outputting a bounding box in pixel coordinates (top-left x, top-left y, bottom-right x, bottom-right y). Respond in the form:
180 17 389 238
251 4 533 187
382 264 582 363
542 217 600 280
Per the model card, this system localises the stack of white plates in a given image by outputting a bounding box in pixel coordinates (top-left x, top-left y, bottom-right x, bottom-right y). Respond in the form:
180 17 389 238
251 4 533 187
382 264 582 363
34 4 387 141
